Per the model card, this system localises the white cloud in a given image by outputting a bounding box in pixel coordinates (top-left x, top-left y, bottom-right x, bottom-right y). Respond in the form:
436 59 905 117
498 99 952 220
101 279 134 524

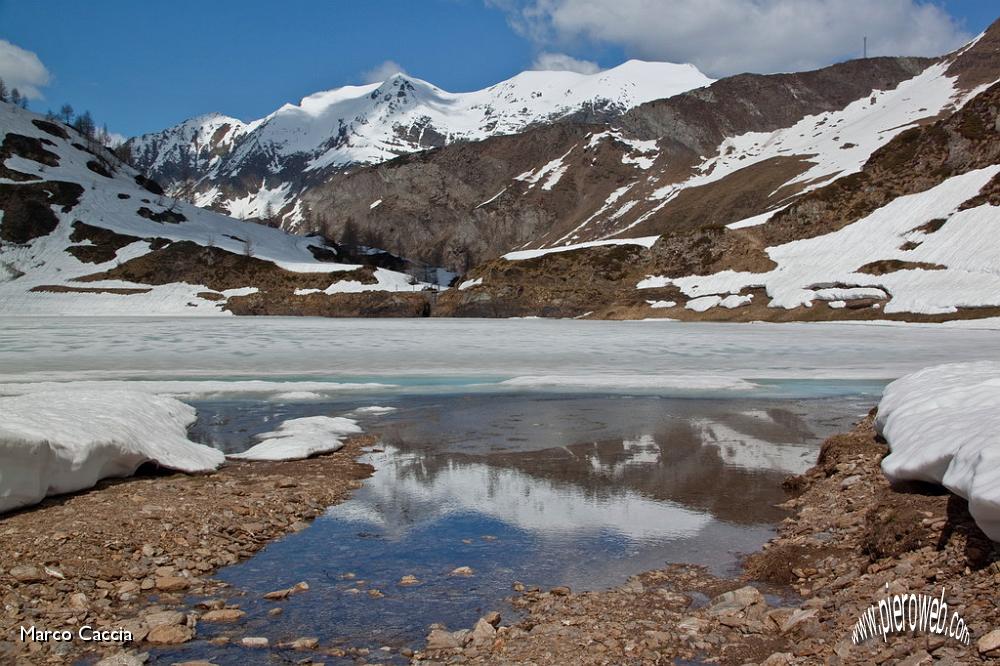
531 51 602 73
0 39 51 99
361 60 408 84
490 0 971 77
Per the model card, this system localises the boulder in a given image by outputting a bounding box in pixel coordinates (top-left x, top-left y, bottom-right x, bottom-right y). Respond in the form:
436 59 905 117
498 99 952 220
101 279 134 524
707 586 765 616
979 629 1000 656
200 608 246 623
145 624 193 645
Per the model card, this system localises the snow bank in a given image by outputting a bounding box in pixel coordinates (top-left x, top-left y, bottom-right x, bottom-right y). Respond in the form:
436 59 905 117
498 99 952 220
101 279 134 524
0 390 223 513
230 416 363 462
876 362 1000 541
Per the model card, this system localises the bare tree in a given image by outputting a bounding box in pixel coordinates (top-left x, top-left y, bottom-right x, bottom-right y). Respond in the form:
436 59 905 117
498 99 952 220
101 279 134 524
0 78 7 103
74 110 96 138
243 237 255 258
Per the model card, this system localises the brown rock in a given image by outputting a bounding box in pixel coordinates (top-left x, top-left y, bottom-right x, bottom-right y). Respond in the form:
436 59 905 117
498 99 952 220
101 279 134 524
154 576 190 592
9 565 45 582
200 608 246 623
263 581 309 599
468 618 496 646
979 629 1000 655
145 624 194 645
241 636 269 648
289 637 319 650
450 566 474 576
426 628 465 650
706 586 766 616
144 610 185 627
761 652 794 666
94 653 147 666
399 574 420 586
780 608 818 634
897 651 933 666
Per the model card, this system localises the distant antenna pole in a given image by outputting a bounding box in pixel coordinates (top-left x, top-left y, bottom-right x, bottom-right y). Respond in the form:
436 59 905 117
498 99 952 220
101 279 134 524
863 35 867 59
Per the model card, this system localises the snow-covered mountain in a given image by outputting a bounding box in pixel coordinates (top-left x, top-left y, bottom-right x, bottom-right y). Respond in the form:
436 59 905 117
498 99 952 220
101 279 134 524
0 101 435 316
418 22 1000 321
128 61 713 223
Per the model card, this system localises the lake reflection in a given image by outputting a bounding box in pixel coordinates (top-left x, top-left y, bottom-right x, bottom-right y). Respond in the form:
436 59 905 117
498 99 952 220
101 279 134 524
151 393 868 664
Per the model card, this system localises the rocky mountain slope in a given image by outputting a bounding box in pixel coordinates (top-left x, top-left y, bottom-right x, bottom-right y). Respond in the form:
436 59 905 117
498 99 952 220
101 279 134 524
127 61 713 228
421 21 1000 321
0 102 435 317
6 21 999 322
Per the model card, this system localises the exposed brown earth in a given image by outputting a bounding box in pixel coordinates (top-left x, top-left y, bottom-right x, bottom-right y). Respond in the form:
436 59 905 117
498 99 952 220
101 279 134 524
76 239 375 292
0 180 83 244
0 132 60 182
0 436 375 664
856 260 947 276
65 221 143 264
29 285 152 295
413 417 1000 665
225 289 433 317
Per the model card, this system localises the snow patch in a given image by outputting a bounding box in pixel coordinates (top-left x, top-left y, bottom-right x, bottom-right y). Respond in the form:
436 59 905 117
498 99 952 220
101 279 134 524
458 277 483 290
503 236 659 261
230 416 363 462
876 362 1000 541
0 390 223 513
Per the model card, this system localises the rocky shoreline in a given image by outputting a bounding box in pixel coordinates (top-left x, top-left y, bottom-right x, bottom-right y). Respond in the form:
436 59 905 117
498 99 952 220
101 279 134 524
0 436 375 665
414 416 1000 665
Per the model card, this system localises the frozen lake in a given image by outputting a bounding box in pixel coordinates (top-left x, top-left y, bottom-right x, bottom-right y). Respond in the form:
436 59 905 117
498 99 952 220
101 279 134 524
3 317 1000 390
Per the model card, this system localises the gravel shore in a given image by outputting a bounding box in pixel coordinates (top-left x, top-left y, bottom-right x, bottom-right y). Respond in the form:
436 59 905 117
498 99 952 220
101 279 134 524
0 436 375 664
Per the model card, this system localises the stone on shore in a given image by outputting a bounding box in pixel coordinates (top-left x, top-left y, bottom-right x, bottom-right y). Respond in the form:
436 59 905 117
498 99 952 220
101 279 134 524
979 629 1000 655
200 608 246 623
9 565 45 583
145 624 194 645
154 576 190 592
94 653 148 666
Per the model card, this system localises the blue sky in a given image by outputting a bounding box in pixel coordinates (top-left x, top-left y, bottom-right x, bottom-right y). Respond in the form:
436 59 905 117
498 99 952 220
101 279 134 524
0 0 995 137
